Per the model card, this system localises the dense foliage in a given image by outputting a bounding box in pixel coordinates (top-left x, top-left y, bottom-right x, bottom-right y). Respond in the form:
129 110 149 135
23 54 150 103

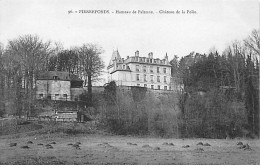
175 29 259 138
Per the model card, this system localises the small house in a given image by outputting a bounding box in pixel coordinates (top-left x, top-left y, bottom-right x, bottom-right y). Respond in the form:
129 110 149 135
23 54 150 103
36 71 84 101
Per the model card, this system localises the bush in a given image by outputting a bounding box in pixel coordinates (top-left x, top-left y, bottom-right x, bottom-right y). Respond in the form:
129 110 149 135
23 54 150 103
179 89 248 139
99 82 180 137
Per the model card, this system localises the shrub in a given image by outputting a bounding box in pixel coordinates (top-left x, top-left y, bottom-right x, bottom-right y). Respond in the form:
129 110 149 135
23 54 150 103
179 89 248 138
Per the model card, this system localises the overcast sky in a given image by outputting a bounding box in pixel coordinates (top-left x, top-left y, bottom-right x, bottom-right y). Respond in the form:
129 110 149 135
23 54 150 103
0 0 259 67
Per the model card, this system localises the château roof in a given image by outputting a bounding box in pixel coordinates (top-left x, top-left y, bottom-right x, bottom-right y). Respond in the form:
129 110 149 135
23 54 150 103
109 49 121 66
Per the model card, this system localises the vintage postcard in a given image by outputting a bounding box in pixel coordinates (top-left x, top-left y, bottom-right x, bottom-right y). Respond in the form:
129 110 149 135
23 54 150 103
0 0 259 165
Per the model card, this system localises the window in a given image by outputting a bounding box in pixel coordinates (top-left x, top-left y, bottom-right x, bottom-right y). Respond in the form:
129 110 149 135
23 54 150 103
151 85 154 89
47 94 51 100
39 94 43 98
158 85 160 90
150 75 154 82
136 65 140 72
137 84 140 86
55 94 59 100
63 94 67 100
164 86 167 90
123 65 126 69
163 68 166 73
53 76 58 80
164 76 167 83
136 74 140 81
157 67 160 73
150 66 153 73
150 59 152 63
144 84 147 87
144 74 147 82
143 66 146 72
157 76 160 82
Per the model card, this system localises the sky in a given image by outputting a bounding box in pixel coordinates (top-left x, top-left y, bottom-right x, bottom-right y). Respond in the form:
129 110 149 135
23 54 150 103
0 0 259 75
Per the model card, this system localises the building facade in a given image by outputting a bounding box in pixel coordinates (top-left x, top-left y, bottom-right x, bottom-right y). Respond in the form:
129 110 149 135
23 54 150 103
107 50 173 90
36 71 84 101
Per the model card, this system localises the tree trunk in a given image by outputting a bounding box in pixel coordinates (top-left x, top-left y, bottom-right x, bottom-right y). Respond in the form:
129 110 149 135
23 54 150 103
15 71 22 117
87 72 92 106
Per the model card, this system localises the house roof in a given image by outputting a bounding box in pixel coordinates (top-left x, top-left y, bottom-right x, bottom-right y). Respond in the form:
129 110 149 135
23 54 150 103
37 71 83 81
108 49 121 66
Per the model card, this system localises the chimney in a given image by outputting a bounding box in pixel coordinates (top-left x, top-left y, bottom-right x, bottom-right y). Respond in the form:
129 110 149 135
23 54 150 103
165 52 168 60
135 50 139 57
148 52 153 58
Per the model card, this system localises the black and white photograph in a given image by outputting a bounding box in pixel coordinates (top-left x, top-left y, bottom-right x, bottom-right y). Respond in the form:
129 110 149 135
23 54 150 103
0 0 259 165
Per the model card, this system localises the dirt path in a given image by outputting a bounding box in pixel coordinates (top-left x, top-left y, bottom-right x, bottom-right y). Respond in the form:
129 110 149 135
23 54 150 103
0 134 259 164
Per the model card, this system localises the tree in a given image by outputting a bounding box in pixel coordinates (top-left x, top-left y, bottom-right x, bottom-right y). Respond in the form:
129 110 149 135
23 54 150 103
245 54 259 137
0 43 6 116
170 55 179 77
77 44 105 105
244 29 260 57
6 35 53 116
49 49 79 73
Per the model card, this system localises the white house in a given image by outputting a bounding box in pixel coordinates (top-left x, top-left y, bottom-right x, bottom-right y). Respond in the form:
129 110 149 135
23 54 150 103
107 50 174 90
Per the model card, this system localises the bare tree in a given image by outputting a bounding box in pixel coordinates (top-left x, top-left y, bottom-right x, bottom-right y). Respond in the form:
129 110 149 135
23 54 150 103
0 43 5 116
244 29 260 58
77 44 105 105
6 35 53 116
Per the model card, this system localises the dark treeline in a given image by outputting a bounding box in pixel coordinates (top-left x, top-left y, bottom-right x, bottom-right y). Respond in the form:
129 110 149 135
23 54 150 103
172 29 259 138
0 35 104 117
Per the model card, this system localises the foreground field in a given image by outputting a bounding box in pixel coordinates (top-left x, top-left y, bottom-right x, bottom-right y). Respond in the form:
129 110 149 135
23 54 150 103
0 133 260 165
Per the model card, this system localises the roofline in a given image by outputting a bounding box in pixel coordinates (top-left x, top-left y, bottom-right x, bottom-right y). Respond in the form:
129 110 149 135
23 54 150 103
107 61 171 69
37 79 84 82
125 61 171 67
110 69 132 74
107 64 114 70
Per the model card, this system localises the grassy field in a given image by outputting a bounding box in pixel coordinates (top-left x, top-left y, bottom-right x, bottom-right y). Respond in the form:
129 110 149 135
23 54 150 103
0 120 259 165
